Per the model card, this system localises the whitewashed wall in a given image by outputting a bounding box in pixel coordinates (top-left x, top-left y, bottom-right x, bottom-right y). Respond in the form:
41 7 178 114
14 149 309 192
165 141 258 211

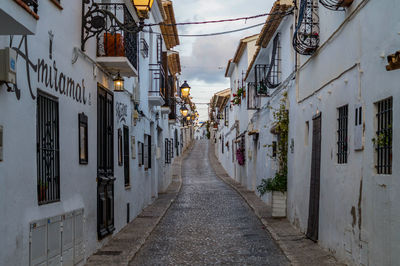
0 0 176 265
288 0 400 265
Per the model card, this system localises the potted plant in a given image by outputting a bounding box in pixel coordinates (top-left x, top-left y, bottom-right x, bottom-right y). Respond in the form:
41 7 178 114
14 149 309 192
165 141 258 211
257 94 289 217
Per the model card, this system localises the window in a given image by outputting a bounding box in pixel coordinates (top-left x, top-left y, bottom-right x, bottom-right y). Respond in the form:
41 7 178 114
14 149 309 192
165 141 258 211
247 82 261 110
144 134 151 170
224 106 229 126
375 97 392 174
123 126 130 186
37 93 60 205
165 138 171 164
337 105 348 164
170 138 174 159
138 142 144 167
272 141 277 158
118 129 123 166
79 113 88 164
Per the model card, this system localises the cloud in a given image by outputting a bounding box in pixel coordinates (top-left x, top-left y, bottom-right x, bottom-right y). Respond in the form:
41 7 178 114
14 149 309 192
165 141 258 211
180 35 237 83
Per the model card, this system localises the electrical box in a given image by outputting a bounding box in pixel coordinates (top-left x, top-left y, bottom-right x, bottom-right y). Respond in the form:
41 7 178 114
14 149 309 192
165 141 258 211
0 47 17 84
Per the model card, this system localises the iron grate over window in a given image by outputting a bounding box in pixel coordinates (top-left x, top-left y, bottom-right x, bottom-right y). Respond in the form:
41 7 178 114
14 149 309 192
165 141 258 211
255 64 269 96
266 33 281 89
337 105 348 164
375 98 392 175
37 93 60 205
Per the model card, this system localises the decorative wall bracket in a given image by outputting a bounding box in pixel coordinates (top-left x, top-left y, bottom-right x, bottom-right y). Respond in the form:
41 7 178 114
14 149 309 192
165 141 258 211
386 51 400 71
81 0 142 51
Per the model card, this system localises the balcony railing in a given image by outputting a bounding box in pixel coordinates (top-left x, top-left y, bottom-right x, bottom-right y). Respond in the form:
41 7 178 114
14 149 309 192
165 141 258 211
149 63 166 100
140 38 149 58
293 0 320 55
255 64 270 96
165 76 177 120
21 0 38 14
96 3 138 70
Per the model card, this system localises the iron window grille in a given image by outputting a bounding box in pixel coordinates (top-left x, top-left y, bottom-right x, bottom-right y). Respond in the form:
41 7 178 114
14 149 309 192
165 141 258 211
147 135 152 169
337 105 348 164
165 138 171 164
140 38 149 58
149 63 166 100
293 0 320 55
138 142 144 167
224 106 229 126
375 97 392 175
95 3 138 70
79 113 88 164
123 126 130 186
22 0 38 14
170 138 174 159
247 82 261 110
255 64 270 96
266 33 282 89
37 93 60 205
118 129 123 166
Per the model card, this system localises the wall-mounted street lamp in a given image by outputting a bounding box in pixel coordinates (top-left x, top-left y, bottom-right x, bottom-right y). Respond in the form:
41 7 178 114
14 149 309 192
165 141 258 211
186 116 191 121
113 72 124 92
81 0 154 51
180 81 191 98
180 106 189 117
133 0 154 19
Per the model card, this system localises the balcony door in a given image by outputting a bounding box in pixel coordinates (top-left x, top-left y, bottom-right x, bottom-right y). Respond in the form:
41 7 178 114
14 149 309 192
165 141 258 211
97 85 115 239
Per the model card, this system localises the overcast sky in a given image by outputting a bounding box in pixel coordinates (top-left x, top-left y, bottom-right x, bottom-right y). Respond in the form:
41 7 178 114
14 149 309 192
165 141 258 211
171 0 275 121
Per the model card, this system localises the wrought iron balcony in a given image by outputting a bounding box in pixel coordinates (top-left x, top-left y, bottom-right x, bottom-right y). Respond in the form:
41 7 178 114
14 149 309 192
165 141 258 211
22 0 38 14
266 34 281 89
293 0 320 55
88 3 138 77
319 0 353 11
140 38 149 58
255 64 270 96
164 76 177 120
148 63 166 106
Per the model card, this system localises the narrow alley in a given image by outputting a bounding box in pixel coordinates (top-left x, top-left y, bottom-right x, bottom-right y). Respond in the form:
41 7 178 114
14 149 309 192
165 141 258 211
130 140 290 265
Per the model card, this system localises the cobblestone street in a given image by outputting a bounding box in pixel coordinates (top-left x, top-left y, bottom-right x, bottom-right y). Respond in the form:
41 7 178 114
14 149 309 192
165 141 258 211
129 140 290 265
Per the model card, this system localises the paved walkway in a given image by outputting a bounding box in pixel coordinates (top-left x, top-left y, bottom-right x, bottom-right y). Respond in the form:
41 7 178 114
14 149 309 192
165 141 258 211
130 140 289 265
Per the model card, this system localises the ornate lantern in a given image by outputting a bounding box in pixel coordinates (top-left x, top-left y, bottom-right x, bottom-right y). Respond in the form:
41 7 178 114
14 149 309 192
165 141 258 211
132 0 154 19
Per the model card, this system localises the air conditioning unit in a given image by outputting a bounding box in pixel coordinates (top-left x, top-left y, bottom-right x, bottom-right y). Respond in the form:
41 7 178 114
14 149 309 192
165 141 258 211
0 47 17 85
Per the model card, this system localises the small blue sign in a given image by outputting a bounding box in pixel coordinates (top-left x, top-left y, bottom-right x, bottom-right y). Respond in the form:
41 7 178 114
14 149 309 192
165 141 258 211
10 58 15 71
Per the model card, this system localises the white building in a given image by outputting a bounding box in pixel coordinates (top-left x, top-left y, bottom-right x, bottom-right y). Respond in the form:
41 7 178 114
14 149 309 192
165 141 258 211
0 0 192 265
212 0 400 265
288 0 400 265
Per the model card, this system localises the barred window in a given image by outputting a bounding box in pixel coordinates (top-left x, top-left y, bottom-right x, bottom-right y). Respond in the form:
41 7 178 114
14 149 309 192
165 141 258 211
37 93 60 205
138 141 144 167
375 97 392 174
337 105 348 164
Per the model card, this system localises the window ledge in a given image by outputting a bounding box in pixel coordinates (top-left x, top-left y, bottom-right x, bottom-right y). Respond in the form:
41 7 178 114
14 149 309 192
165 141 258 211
14 0 39 20
50 0 63 10
125 185 131 190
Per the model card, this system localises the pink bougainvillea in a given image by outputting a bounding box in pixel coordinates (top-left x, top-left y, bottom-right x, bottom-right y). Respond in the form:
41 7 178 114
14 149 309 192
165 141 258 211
236 148 245 166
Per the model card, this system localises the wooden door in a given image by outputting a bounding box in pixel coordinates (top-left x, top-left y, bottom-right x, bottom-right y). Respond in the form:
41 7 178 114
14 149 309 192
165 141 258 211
307 113 322 241
97 86 115 239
